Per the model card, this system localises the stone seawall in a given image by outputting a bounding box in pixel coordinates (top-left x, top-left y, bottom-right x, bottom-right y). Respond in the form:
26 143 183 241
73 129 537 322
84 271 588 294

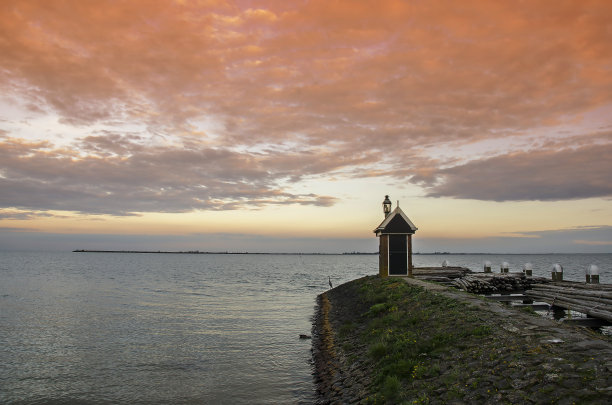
312 276 612 404
312 292 372 404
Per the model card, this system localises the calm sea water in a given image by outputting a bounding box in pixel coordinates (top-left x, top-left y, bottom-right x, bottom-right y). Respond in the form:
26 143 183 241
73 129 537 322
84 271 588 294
0 252 610 404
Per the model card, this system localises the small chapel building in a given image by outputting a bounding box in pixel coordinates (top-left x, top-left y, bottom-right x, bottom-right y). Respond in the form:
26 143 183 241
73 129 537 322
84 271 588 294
373 196 418 277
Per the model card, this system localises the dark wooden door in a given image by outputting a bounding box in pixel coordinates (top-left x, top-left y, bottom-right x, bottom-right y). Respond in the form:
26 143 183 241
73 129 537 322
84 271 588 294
389 235 407 275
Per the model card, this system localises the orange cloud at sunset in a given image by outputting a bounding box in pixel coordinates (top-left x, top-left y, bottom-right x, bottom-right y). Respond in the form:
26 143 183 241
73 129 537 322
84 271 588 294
0 0 611 252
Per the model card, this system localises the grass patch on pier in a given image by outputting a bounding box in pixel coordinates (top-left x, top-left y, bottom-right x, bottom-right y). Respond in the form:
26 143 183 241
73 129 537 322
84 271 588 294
352 276 493 403
322 275 612 404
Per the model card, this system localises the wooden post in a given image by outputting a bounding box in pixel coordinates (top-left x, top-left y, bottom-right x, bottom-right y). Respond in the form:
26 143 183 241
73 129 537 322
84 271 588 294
379 234 389 278
407 234 413 278
551 263 563 281
587 265 599 284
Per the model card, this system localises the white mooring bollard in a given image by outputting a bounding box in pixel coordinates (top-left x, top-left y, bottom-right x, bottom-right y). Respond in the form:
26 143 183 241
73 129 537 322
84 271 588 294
587 264 599 284
483 260 492 273
551 263 563 281
523 262 533 277
500 261 509 273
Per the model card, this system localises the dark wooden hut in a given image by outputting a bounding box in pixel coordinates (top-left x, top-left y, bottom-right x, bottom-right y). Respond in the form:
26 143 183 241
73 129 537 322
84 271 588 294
373 203 418 277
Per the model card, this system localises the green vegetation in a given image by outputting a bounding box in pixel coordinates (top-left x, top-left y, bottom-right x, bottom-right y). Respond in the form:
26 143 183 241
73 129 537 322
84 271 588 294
338 320 356 338
519 305 537 315
350 276 494 403
323 275 612 404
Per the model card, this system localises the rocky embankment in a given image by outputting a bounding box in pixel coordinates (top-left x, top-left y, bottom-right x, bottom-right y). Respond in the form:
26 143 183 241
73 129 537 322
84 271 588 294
312 276 612 404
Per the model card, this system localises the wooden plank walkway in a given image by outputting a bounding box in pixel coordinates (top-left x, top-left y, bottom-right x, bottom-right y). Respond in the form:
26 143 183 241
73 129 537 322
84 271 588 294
412 268 612 326
560 317 612 327
486 294 531 302
525 281 612 323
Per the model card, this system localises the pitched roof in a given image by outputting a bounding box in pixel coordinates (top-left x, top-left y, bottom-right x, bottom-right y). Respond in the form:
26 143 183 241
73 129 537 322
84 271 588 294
373 206 418 235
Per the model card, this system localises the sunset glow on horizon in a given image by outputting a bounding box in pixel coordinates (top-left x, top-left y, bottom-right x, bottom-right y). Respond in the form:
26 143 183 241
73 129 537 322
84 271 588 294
1 0 611 253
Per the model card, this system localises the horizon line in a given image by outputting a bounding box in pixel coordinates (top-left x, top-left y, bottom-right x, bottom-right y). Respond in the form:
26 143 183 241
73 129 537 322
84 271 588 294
71 250 611 255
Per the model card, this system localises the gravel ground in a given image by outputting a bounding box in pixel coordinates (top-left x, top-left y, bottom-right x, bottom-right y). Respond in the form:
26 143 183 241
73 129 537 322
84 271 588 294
312 276 612 404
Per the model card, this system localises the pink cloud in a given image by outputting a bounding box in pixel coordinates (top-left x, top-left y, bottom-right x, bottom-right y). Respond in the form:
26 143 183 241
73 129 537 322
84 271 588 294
0 0 611 213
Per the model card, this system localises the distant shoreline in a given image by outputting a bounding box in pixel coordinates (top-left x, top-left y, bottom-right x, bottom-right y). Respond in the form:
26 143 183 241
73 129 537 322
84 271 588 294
72 249 377 255
72 250 608 255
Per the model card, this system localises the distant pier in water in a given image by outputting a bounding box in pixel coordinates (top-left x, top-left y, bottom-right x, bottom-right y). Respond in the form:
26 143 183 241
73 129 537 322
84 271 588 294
72 249 375 255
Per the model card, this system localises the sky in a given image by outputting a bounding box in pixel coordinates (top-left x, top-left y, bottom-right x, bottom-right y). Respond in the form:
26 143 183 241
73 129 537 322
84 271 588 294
0 0 611 253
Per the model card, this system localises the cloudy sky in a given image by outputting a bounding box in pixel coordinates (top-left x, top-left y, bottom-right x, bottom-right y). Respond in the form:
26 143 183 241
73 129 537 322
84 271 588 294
1 0 611 253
